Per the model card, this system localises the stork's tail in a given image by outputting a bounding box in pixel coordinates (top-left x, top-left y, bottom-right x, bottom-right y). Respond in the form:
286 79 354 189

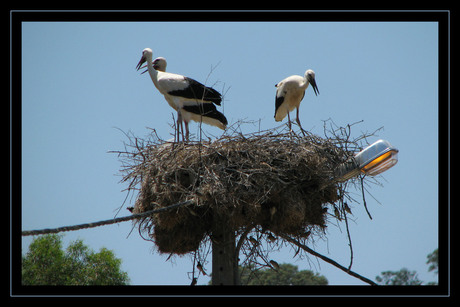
182 104 228 130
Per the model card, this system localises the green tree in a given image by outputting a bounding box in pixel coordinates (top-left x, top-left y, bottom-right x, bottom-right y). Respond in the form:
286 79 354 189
375 268 422 285
239 263 328 285
426 248 438 274
22 234 130 285
426 248 438 285
375 248 438 285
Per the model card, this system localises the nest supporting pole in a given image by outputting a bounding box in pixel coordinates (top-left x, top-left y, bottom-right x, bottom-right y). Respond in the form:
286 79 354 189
211 211 237 285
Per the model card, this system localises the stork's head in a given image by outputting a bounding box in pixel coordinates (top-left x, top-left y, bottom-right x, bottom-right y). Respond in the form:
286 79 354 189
305 69 319 96
136 48 153 71
153 57 167 72
139 56 167 74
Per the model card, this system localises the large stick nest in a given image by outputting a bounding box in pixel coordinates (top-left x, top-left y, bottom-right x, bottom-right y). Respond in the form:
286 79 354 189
117 123 365 255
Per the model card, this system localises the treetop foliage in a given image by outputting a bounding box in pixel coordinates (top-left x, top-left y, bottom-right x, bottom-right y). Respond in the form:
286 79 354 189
22 234 130 285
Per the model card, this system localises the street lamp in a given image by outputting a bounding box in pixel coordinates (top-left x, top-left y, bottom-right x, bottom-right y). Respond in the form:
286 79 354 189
337 139 399 182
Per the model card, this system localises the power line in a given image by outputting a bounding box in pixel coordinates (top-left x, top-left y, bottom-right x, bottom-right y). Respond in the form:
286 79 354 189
280 234 377 286
21 200 193 237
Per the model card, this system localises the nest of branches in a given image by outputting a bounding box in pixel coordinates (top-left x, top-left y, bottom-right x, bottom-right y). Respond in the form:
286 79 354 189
115 120 377 256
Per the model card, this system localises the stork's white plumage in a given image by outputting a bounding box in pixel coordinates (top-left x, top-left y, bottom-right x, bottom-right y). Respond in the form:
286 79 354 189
274 69 319 133
136 48 227 141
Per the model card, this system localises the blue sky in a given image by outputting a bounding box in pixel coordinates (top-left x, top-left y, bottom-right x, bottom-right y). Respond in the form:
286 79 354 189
21 21 439 286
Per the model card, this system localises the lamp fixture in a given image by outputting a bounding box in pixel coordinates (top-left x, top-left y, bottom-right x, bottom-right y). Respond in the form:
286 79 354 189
337 139 399 182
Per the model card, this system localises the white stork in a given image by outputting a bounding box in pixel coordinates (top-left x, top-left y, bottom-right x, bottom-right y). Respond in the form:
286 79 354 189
136 48 227 141
139 56 167 73
274 69 319 134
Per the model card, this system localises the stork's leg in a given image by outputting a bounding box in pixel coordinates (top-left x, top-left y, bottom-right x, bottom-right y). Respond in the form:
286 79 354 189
173 112 178 143
296 107 306 136
177 111 185 142
287 112 292 132
181 121 185 142
184 121 190 141
176 111 180 143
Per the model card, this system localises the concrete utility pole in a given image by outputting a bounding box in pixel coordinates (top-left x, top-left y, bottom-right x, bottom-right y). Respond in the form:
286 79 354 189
211 213 237 285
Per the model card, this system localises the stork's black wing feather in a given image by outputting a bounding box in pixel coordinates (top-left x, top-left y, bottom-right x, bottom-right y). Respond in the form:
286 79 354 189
182 103 228 126
167 77 222 105
274 93 285 117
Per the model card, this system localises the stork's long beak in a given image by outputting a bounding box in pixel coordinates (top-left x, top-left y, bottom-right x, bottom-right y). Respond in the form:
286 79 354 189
139 63 149 74
309 77 320 96
136 56 146 71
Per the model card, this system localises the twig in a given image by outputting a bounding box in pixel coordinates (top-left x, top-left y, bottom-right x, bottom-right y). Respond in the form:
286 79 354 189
343 208 354 270
235 225 255 263
233 225 255 285
360 175 373 220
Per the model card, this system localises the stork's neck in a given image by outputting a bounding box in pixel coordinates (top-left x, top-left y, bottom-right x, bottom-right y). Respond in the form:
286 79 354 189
146 59 161 90
147 60 157 79
301 76 310 90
